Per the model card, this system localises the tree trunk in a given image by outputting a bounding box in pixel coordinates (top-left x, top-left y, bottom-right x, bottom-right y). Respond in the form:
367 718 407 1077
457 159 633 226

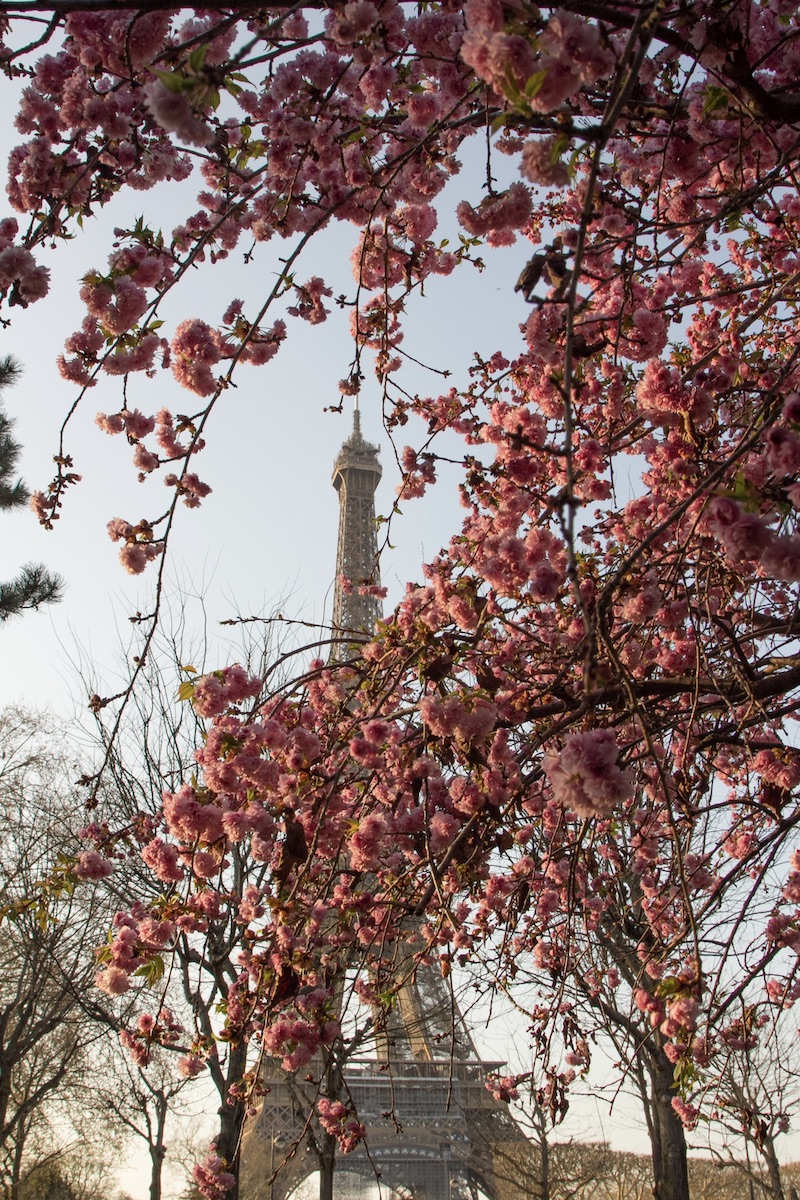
319 1130 336 1200
318 1050 340 1200
648 1058 690 1200
149 1092 168 1200
216 1040 248 1200
538 1127 549 1200
760 1136 785 1200
8 1125 24 1200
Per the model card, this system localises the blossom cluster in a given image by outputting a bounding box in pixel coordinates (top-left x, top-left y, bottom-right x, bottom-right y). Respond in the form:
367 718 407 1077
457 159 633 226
316 1098 367 1153
542 730 632 819
0 217 49 305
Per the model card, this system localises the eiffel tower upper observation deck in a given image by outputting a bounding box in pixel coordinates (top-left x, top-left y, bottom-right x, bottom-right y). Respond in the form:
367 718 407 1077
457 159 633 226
239 408 527 1200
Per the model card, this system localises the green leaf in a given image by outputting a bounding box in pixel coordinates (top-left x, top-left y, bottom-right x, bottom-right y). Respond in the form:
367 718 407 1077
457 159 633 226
524 68 548 99
343 126 366 146
729 472 762 510
188 44 209 75
150 68 188 94
177 680 196 703
135 957 165 985
550 132 570 159
703 85 729 117
656 975 680 998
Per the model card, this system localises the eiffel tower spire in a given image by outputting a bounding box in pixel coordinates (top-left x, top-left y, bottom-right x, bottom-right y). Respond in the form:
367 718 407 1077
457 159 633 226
330 404 382 657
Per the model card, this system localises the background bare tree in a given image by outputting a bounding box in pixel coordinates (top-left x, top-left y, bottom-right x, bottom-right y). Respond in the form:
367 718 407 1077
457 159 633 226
0 708 119 1200
91 1042 196 1200
82 614 303 1200
692 1019 800 1200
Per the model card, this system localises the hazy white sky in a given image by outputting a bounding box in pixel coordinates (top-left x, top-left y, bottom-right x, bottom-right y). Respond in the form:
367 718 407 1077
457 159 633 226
0 65 526 718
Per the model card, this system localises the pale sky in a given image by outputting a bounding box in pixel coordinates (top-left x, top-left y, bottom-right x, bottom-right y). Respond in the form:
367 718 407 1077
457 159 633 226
0 64 522 717
3 44 798 1195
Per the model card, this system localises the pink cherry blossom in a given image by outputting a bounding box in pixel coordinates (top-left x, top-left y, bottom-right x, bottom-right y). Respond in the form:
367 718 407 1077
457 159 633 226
543 730 633 819
178 1055 207 1078
95 965 130 996
74 850 114 880
144 79 214 149
5 3 800 1185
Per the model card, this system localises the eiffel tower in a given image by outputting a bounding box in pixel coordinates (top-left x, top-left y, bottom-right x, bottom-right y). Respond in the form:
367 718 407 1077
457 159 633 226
329 405 383 658
240 407 528 1200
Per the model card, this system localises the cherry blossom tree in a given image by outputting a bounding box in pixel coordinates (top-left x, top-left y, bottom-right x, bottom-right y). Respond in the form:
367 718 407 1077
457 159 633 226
4 3 800 1200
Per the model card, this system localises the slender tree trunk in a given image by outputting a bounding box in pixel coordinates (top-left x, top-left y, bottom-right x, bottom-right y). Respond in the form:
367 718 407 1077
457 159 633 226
216 1040 248 1200
760 1137 785 1200
149 1092 168 1200
8 1129 24 1200
318 1050 340 1200
0 1066 23 1200
318 1130 336 1200
538 1126 549 1200
648 1058 689 1200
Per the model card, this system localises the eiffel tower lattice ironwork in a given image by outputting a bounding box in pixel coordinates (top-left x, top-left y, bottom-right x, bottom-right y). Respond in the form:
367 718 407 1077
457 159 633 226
330 406 383 659
240 408 528 1200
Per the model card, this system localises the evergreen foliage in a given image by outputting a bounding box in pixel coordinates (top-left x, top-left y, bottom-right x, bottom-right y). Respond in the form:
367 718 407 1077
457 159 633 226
0 357 62 621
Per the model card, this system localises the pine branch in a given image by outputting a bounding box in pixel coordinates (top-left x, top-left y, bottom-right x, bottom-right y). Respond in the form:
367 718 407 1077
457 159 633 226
0 357 64 619
0 355 23 392
0 409 27 513
0 357 28 514
0 564 64 622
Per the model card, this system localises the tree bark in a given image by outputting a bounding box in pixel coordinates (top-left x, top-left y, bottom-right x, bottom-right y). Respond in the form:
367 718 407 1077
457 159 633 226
647 1058 689 1200
318 1130 336 1200
318 1049 341 1200
215 1040 248 1200
149 1092 168 1200
9 1119 25 1200
761 1137 785 1200
538 1126 549 1200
